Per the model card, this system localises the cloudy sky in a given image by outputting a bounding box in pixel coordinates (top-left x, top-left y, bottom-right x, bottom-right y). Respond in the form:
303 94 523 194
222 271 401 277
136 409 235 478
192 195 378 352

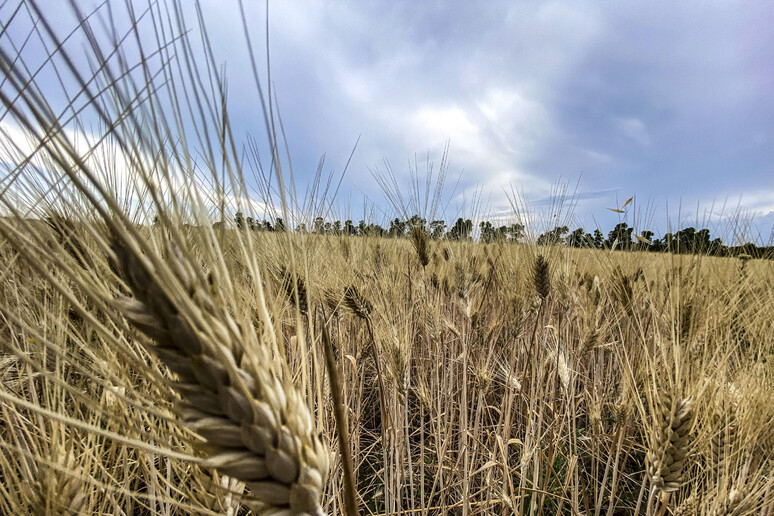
197 1 774 243
6 1 774 243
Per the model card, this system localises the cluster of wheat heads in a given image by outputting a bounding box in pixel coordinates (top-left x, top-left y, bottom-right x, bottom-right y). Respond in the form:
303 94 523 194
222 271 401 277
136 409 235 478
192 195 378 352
305 240 773 515
1 1 774 515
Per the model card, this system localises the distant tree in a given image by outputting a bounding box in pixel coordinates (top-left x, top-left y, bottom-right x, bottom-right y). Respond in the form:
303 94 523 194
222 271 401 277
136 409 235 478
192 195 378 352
634 230 654 251
447 218 473 240
364 223 386 237
663 232 675 253
407 214 426 229
709 237 724 256
389 218 406 237
492 225 508 242
430 220 446 239
296 222 308 233
275 218 286 232
506 223 525 243
152 214 160 227
607 223 633 250
246 216 256 231
675 227 696 253
593 229 605 249
358 220 367 236
567 228 589 247
344 220 355 235
657 227 713 254
537 225 568 246
480 221 495 243
695 228 711 253
313 217 324 234
234 211 245 230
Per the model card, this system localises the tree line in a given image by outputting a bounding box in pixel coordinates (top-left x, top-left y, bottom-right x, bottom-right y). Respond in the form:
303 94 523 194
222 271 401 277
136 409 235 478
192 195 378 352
535 222 772 258
228 212 773 259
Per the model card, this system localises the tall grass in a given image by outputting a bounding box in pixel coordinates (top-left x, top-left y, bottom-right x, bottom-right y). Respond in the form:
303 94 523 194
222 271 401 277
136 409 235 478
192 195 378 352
0 1 772 515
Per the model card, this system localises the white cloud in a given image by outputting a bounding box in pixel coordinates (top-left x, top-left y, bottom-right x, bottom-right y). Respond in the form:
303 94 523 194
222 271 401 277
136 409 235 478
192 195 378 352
410 106 480 153
0 121 282 224
581 149 615 164
615 117 651 147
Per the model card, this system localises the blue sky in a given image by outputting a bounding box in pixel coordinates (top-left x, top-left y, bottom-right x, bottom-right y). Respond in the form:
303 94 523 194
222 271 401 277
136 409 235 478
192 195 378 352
5 1 774 243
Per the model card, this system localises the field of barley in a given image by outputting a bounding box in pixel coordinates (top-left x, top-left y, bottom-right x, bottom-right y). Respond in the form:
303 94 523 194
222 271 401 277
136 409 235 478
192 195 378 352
0 1 773 515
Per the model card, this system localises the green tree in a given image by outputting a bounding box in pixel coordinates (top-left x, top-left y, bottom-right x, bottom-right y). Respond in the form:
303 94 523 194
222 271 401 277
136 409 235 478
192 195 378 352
447 218 473 240
389 218 406 237
709 237 724 256
313 217 324 234
537 225 568 246
593 229 605 248
632 230 654 251
663 232 675 252
480 221 495 243
369 223 386 237
567 227 590 247
695 228 711 253
607 223 633 250
430 220 446 239
675 227 696 253
506 223 525 242
407 214 426 229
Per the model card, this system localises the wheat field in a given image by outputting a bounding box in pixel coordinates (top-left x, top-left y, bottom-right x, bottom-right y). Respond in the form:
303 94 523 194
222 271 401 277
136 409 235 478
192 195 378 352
0 1 773 515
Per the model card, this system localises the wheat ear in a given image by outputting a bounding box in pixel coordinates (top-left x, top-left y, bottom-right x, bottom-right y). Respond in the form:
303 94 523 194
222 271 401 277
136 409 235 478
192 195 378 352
646 394 694 493
111 238 329 515
533 254 551 301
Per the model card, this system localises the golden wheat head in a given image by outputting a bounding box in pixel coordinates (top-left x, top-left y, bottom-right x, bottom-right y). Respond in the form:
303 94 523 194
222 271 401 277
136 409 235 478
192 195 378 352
646 394 694 493
111 238 329 514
